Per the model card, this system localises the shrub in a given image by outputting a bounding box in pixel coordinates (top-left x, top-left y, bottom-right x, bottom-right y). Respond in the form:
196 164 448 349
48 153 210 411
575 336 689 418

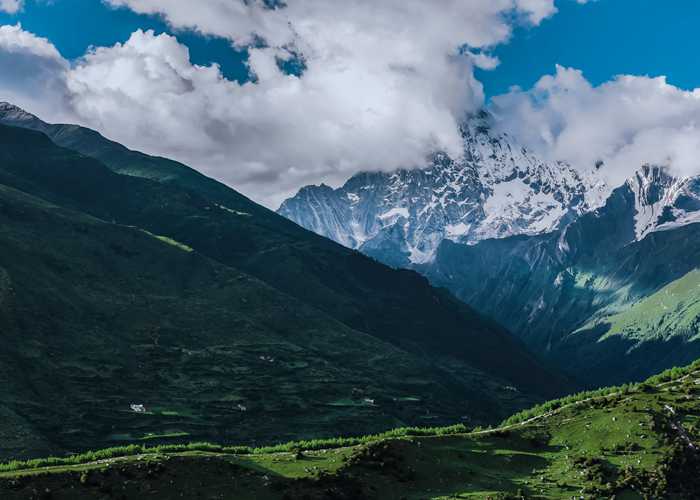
501 360 700 427
0 424 469 473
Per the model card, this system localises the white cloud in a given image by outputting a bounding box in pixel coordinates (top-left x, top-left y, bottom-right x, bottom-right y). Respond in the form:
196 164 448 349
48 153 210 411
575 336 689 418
65 29 486 206
0 2 557 207
491 65 700 186
515 0 558 24
0 23 62 59
81 0 555 207
0 0 22 14
0 24 71 120
105 1 556 48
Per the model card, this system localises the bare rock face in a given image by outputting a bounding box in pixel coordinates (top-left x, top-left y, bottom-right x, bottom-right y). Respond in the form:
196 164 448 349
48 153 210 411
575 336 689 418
625 165 700 240
279 111 608 268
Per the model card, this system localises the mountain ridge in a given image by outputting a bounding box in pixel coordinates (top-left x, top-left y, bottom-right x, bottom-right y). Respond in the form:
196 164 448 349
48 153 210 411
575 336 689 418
422 169 700 386
275 107 700 387
0 107 568 460
278 111 609 267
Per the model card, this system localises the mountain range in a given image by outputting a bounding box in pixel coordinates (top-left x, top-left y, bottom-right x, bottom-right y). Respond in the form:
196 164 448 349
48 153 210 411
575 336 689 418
0 103 566 460
280 113 700 388
2 102 700 499
279 111 609 268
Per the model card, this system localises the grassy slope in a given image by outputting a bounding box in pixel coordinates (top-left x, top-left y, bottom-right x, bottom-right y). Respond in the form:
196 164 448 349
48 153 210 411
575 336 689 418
555 255 700 387
2 362 699 499
0 181 541 461
0 120 568 381
0 123 567 460
0 117 568 400
583 268 700 342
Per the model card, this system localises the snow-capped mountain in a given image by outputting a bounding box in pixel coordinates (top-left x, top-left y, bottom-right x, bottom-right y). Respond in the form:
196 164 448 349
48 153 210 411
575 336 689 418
626 165 700 240
279 111 609 267
421 163 700 386
0 102 39 125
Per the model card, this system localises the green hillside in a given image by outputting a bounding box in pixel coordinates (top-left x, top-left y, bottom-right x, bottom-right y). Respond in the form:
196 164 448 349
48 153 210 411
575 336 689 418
2 361 698 499
0 116 567 402
0 120 567 460
556 268 700 386
0 171 536 461
584 268 700 343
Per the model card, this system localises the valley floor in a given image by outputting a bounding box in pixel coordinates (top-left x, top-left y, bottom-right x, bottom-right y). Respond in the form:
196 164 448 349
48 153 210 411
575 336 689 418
2 364 700 499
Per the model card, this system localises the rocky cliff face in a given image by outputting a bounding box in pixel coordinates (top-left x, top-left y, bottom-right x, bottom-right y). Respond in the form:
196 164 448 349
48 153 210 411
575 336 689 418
626 165 700 239
0 102 36 123
279 111 609 267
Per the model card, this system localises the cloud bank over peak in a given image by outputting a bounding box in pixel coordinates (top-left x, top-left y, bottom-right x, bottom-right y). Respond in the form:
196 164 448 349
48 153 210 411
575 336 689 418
491 65 700 186
3 2 700 209
0 1 557 207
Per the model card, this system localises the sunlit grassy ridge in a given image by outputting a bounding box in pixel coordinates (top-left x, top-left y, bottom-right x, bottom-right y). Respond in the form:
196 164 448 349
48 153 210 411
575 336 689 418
595 268 700 342
0 424 469 473
501 359 700 427
140 229 194 252
2 361 699 499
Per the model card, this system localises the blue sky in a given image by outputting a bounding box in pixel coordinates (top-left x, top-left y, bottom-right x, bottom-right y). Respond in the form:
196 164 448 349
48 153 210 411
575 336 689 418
478 0 700 96
0 0 251 83
2 0 697 98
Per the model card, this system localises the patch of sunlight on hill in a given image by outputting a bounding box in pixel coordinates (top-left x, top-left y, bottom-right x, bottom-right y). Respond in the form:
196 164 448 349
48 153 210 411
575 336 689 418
585 269 700 342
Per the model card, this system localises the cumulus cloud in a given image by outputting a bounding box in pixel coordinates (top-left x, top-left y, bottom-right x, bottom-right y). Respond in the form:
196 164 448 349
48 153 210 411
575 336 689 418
0 2 557 206
44 0 553 207
491 65 700 186
105 0 556 48
0 0 22 14
0 24 71 120
65 28 481 206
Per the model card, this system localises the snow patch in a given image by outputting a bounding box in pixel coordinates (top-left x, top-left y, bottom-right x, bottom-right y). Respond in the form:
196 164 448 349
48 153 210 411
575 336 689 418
445 222 469 238
379 207 409 219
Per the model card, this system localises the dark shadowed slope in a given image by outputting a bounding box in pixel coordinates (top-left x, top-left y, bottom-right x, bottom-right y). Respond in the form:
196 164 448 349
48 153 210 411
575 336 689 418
0 119 568 460
0 108 568 400
423 171 700 386
0 179 533 460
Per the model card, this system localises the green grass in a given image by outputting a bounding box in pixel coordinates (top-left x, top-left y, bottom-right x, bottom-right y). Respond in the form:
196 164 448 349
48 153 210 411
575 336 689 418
587 268 700 342
501 359 700 427
0 424 469 473
2 362 699 499
0 122 564 462
141 229 194 252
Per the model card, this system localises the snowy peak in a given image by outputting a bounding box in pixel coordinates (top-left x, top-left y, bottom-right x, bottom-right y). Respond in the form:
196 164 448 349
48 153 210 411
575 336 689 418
280 182 367 249
627 165 700 239
0 102 38 123
279 112 608 266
